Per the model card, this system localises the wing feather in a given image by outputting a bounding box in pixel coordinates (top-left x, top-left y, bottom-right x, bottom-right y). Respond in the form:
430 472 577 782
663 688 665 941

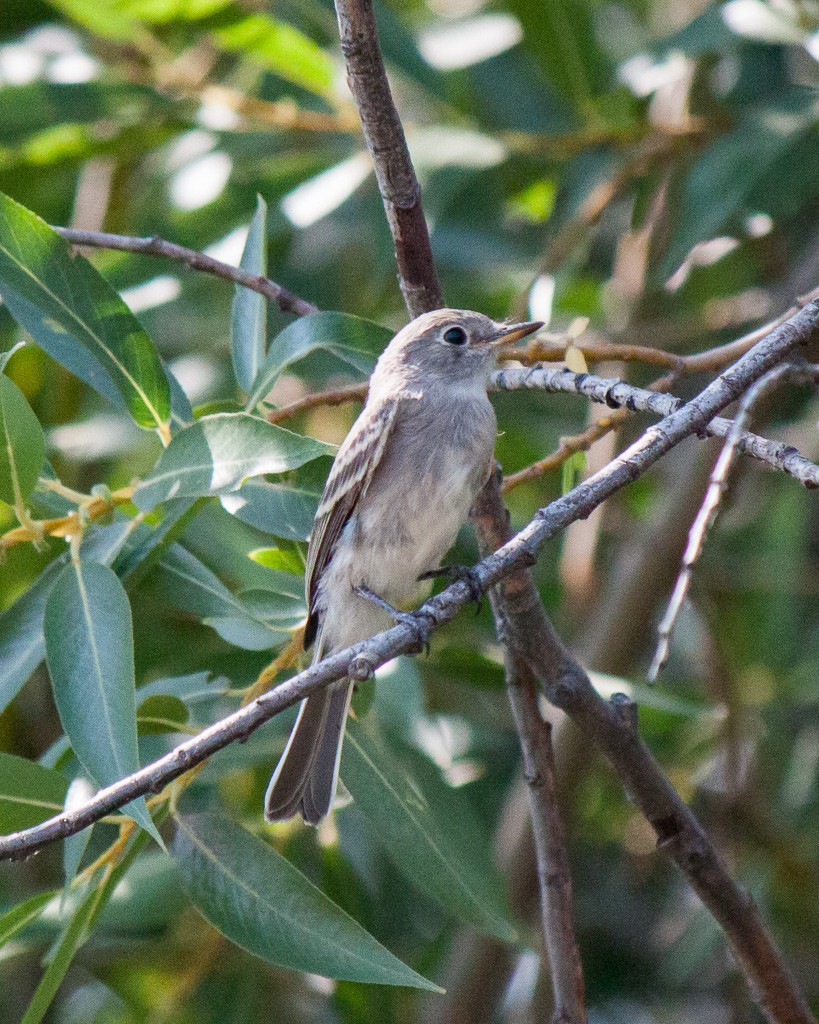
304 398 399 647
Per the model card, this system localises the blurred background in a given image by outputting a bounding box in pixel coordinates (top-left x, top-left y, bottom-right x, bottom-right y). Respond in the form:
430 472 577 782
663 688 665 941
1 0 819 1021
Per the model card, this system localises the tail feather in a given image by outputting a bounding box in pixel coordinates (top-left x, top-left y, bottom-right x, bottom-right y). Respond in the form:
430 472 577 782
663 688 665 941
264 681 352 825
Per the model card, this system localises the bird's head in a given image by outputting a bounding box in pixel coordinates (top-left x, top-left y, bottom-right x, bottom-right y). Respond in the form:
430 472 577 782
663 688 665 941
375 309 542 387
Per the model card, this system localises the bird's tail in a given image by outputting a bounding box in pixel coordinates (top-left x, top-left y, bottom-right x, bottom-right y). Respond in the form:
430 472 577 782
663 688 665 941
264 680 353 825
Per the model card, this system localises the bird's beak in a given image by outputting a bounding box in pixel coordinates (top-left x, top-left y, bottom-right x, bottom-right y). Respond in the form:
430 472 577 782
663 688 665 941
486 320 544 348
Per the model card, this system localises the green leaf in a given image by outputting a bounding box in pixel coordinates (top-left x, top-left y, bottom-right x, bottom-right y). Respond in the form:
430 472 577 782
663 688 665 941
232 196 268 394
137 693 190 734
43 561 161 844
0 890 57 949
249 545 305 576
660 92 819 276
561 450 586 495
0 192 170 433
214 14 335 98
0 752 68 833
247 312 390 409
506 0 606 112
342 719 516 943
0 373 45 508
172 813 442 990
154 544 290 650
222 470 325 541
0 341 25 371
205 615 285 651
49 0 231 38
20 883 101 1024
133 413 332 510
0 522 141 717
154 544 248 620
237 588 305 630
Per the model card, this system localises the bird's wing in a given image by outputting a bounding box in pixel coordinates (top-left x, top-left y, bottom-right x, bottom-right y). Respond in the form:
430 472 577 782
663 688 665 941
304 397 400 648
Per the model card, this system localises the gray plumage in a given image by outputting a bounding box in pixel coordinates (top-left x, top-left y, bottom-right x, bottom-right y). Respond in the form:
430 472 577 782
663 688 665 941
264 308 542 824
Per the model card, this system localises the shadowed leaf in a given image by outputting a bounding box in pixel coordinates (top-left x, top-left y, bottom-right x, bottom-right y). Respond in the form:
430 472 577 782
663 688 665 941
172 812 443 990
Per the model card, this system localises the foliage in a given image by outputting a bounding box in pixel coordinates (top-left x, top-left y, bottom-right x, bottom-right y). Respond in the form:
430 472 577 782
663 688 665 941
0 0 818 1022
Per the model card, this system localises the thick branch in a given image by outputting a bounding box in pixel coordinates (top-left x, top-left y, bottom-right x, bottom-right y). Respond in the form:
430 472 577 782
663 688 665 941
55 227 318 318
333 0 443 315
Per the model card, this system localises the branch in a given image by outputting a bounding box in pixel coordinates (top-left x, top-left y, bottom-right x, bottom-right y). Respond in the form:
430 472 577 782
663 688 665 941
473 475 587 1024
54 228 318 318
333 0 443 316
493 364 819 489
266 381 368 424
512 283 819 374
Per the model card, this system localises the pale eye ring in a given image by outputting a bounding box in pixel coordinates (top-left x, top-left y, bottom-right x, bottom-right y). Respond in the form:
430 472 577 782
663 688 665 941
442 325 468 346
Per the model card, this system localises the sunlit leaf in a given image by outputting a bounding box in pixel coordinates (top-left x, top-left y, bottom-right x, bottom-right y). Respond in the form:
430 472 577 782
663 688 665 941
0 752 68 833
232 195 268 393
247 312 389 409
133 413 332 510
0 341 25 371
0 373 45 508
248 545 305 576
43 561 161 844
172 812 443 990
214 14 335 97
342 719 517 943
0 192 170 433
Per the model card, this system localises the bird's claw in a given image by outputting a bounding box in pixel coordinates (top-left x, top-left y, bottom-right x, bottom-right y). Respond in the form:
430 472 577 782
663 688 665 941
352 584 433 656
418 565 484 615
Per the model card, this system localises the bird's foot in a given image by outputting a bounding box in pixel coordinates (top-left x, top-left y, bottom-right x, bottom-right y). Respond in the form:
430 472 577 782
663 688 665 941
418 564 484 614
352 584 433 656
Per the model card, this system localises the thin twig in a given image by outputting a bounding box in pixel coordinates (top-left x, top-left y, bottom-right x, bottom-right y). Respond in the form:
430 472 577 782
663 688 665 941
511 284 819 373
333 0 444 316
266 381 368 423
260 365 819 490
648 363 801 680
54 228 318 318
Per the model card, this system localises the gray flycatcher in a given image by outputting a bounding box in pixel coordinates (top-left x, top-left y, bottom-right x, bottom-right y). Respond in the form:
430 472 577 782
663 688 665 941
264 308 542 824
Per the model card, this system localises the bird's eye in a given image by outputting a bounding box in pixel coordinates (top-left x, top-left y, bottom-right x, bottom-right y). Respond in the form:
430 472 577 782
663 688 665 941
443 326 468 346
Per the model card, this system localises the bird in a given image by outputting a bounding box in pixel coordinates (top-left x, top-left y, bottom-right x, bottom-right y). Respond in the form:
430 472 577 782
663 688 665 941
264 308 542 824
